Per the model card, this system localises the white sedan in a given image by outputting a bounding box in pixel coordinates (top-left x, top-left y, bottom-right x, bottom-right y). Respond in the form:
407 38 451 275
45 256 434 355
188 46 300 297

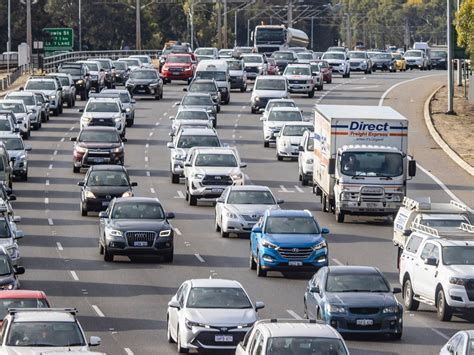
276 122 313 160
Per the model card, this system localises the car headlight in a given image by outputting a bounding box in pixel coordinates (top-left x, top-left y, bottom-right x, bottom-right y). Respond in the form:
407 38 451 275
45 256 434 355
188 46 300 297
77 80 84 85
254 96 260 101
237 323 254 329
159 229 172 237
325 304 346 314
18 154 26 161
307 80 313 84
225 210 238 219
341 191 353 201
49 95 56 99
106 229 123 237
82 116 92 123
122 191 133 198
449 277 467 285
126 82 134 87
391 194 403 202
231 172 243 180
149 82 159 87
7 247 18 259
85 190 96 199
75 145 87 153
126 107 131 112
305 158 313 164
173 154 185 160
262 239 278 250
112 147 123 153
193 173 204 179
185 318 209 329
1 283 15 290
114 117 122 122
383 306 398 314
363 60 367 64
312 241 327 251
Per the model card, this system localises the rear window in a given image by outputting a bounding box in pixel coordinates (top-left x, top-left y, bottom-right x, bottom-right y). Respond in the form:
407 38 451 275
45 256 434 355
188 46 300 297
405 236 423 254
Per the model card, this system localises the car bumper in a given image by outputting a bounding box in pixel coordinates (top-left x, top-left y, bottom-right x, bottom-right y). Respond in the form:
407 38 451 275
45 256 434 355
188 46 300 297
183 326 249 350
222 218 259 233
446 286 474 308
329 66 346 74
339 200 401 215
82 198 115 212
277 145 299 157
127 86 161 97
162 71 194 80
230 77 245 88
288 84 313 93
259 247 328 270
350 63 368 71
171 161 184 176
325 313 402 335
189 181 244 198
264 129 280 142
73 153 124 168
105 236 173 255
301 162 313 175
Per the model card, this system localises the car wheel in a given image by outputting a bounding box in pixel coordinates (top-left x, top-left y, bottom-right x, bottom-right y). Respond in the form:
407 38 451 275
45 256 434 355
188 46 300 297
171 173 180 184
167 315 175 343
80 202 87 216
256 253 267 277
240 86 246 92
308 89 315 98
103 246 114 262
264 141 269 148
437 288 453 321
22 170 28 181
163 251 174 263
251 107 257 114
390 329 403 340
215 216 221 232
277 154 283 161
327 79 332 84
53 108 59 116
73 165 80 173
67 98 73 108
189 194 197 206
249 248 257 270
301 174 309 186
403 278 419 311
177 327 188 353
335 209 345 223
221 222 229 238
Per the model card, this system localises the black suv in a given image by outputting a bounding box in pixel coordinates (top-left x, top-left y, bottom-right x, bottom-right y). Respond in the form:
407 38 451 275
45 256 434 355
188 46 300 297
58 62 91 100
186 79 221 112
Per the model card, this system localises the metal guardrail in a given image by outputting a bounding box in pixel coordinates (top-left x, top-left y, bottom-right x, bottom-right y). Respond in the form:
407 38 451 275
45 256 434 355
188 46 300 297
43 50 163 72
0 65 29 92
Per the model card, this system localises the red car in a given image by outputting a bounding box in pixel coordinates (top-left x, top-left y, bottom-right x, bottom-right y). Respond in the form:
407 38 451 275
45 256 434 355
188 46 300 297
0 290 50 326
265 58 280 75
313 60 332 83
161 53 196 84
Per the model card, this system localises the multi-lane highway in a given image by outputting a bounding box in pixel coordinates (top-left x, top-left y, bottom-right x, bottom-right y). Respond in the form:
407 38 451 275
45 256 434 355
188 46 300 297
13 69 473 355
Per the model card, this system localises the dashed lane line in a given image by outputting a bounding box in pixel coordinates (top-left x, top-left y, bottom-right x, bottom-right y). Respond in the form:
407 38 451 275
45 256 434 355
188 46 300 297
195 254 205 263
56 242 63 251
287 310 303 320
124 348 134 355
146 171 151 177
294 185 304 193
174 191 185 199
70 271 79 281
174 227 182 236
144 156 149 162
92 305 105 317
60 138 65 142
150 187 156 194
45 180 50 186
332 258 344 266
48 164 53 170
44 198 49 204
430 327 450 340
48 218 54 226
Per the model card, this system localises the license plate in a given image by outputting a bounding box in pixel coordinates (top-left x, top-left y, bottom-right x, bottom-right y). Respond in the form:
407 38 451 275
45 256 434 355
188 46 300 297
289 261 303 266
134 241 148 247
215 335 233 342
211 188 223 193
356 319 373 326
102 201 109 207
137 90 146 93
91 158 105 163
366 202 378 208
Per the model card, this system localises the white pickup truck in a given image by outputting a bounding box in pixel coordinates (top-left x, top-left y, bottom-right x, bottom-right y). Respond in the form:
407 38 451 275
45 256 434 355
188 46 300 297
399 223 474 321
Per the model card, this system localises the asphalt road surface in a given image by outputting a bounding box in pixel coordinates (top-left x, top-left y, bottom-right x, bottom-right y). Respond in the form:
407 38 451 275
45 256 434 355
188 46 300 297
13 69 473 355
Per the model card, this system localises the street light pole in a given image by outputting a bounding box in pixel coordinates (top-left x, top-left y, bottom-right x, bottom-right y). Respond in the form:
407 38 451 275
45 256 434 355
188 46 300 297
311 16 314 50
223 0 227 48
7 0 11 53
287 0 293 27
79 0 82 51
447 0 454 114
456 0 462 86
26 0 32 65
136 0 141 50
190 0 194 49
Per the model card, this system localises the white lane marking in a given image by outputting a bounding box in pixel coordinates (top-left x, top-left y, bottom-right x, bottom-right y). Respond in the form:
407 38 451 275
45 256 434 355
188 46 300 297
56 242 63 251
44 198 49 204
174 190 185 199
149 132 153 137
237 114 241 118
231 134 236 139
195 254 205 263
332 258 344 266
124 348 134 355
234 123 238 128
48 218 54 226
53 150 58 155
70 271 79 281
430 327 450 340
60 137 65 142
45 180 50 186
150 187 156 194
48 164 53 170
164 112 168 116
145 143 149 148
69 126 74 131
146 171 151 177
175 227 182 236
155 122 160 126
144 156 149 162
294 185 304 193
286 310 303 320
278 185 294 193
378 73 443 106
92 305 105 317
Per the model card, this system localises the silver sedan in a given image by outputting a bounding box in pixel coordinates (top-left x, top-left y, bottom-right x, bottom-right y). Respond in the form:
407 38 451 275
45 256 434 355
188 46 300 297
167 278 265 353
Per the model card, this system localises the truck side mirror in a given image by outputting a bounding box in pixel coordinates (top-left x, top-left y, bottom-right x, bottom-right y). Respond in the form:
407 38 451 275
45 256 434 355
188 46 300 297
328 158 335 175
408 160 416 177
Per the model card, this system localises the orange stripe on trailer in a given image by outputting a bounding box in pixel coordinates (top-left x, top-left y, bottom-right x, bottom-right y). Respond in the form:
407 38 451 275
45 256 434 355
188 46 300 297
314 149 329 165
389 133 408 136
332 132 349 135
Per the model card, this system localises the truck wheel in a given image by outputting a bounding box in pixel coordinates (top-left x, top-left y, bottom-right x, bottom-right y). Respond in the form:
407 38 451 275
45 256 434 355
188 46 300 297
336 210 345 223
302 174 309 186
308 89 315 98
403 278 419 311
171 173 180 184
321 193 329 212
264 141 269 148
189 194 197 206
437 289 453 321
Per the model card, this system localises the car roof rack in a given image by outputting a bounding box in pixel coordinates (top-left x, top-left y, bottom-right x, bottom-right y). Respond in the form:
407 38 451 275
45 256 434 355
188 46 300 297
402 196 470 213
8 307 78 315
411 222 474 239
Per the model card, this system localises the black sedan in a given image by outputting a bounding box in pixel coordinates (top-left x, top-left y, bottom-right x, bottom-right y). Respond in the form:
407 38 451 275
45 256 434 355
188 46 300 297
0 247 25 290
78 165 137 216
98 197 175 262
303 266 403 339
125 69 163 100
371 53 396 72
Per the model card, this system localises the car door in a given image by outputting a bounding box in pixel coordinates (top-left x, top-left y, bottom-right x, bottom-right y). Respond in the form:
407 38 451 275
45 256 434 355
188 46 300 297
416 242 440 299
306 269 323 319
215 188 229 224
169 283 188 338
247 330 263 355
99 202 112 241
251 217 264 259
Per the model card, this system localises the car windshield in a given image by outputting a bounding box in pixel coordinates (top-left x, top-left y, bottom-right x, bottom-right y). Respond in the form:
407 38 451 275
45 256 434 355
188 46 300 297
167 56 191 63
310 64 321 73
0 120 12 131
25 81 56 90
87 171 129 186
176 111 209 120
120 59 140 67
78 130 120 143
227 190 275 205
130 71 158 80
182 96 213 106
267 102 296 111
35 94 44 103
326 272 390 292
0 299 49 319
340 152 403 177
189 83 217 93
131 56 150 64
227 61 243 70
113 62 127 70
322 53 345 60
405 51 422 57
307 137 314 150
393 54 402 60
285 67 311 76
85 102 119 113
2 138 23 150
443 246 474 265
243 56 263 64
96 60 111 69
195 71 227 81
58 77 70 86
186 287 252 309
297 53 313 59
0 255 11 275
59 67 81 75
6 321 86 347
195 49 215 56
84 62 99 71
0 103 24 113
265 216 320 234
255 28 284 44
374 53 392 60
268 111 302 122
283 125 312 136
177 135 219 148
348 52 366 59
0 220 11 238
432 51 447 58
195 153 237 167
119 93 130 103
111 202 165 219
272 52 294 60
255 79 286 91
266 337 348 355
317 61 328 68
419 216 468 228
9 95 35 105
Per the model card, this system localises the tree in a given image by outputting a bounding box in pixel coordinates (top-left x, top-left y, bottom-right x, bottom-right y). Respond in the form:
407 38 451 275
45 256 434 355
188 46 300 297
455 0 473 60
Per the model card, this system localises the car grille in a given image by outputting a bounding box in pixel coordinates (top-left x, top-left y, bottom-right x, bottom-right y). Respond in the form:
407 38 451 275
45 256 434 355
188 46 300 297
85 150 111 164
407 60 415 63
242 214 261 222
89 118 115 127
202 175 233 186
245 67 260 73
132 85 151 94
125 231 156 247
169 67 184 72
193 330 246 347
257 97 270 107
350 62 360 67
289 80 306 84
277 247 313 260
465 280 474 301
347 322 381 331
257 47 280 53
349 307 380 315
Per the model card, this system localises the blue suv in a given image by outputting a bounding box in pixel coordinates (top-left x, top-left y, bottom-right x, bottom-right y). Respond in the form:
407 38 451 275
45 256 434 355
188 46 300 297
250 209 329 277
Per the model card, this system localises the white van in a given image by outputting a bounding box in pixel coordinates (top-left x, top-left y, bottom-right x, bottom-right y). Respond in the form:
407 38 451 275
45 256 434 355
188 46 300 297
413 42 432 69
194 60 231 104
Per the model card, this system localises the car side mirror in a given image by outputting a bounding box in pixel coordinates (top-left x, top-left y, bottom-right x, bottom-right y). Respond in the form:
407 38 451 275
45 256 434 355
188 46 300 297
425 257 438 266
85 73 90 77
77 181 85 186
321 227 330 234
310 286 320 294
19 87 24 91
253 226 262 233
166 212 175 219
298 145 304 152
122 137 128 143
167 142 175 149
14 266 25 275
168 299 180 309
78 108 84 112
403 229 412 237
240 163 247 168
184 162 191 167
408 159 417 177
259 117 265 121
277 199 284 204
328 158 335 175
8 194 16 201
13 216 21 223
14 231 24 240
89 336 101 347
131 182 138 187
183 88 188 92
25 145 32 151
98 211 108 218
255 301 265 311
169 116 175 121
393 287 402 294
122 109 127 113
216 197 224 203
70 137 77 141
131 99 136 104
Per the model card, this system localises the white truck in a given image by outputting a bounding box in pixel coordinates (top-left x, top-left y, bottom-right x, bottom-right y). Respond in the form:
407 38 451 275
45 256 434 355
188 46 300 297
312 105 417 223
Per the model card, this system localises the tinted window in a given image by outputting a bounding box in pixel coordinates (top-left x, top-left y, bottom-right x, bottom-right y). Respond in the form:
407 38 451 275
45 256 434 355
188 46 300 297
6 321 86 346
195 71 227 81
348 52 366 58
340 152 403 178
405 236 423 253
285 66 311 75
0 220 11 238
85 102 119 113
58 77 70 86
9 96 35 105
111 202 165 219
0 255 11 275
267 337 348 355
0 103 24 113
87 171 129 186
176 111 209 120
195 153 237 167
265 216 320 234
130 70 158 80
322 53 345 60
0 120 12 131
443 247 474 265
0 299 49 319
186 287 252 309
78 130 120 143
189 83 217 93
2 138 23 150
282 125 312 136
267 102 296 110
405 51 422 57
113 61 127 70
24 81 56 90
227 191 275 205
182 95 213 106
84 63 99 71
177 135 219 148
272 52 294 60
268 111 302 122
167 56 191 63
243 56 263 64
326 272 390 292
227 61 243 70
255 79 286 91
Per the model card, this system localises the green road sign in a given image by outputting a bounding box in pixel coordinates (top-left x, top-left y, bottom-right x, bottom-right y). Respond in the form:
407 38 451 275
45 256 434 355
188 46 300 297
42 28 74 51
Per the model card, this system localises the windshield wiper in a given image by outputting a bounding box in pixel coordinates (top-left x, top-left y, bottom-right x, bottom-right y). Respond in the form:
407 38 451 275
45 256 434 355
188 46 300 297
351 173 365 180
370 290 389 292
